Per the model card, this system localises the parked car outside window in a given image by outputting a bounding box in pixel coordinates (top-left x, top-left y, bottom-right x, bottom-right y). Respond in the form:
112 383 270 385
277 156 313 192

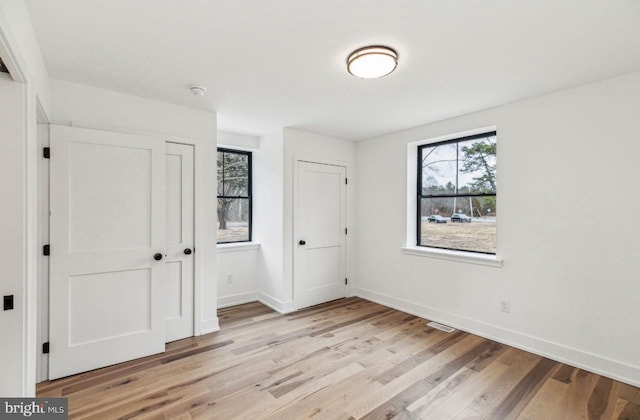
427 215 448 223
451 213 471 223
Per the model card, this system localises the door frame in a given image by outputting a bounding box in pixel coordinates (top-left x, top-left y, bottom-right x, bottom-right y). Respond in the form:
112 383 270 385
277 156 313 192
292 157 350 310
37 125 210 381
36 118 50 383
1 13 51 394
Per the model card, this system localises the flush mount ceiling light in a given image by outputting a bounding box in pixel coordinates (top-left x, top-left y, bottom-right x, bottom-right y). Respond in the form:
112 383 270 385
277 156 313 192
190 86 207 96
347 45 398 79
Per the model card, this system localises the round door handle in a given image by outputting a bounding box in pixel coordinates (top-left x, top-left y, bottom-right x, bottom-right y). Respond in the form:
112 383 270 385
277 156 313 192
184 248 193 255
153 253 163 261
299 240 306 245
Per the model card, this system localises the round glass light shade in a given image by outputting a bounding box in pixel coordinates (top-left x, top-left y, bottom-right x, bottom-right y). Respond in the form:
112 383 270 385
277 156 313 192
347 46 398 79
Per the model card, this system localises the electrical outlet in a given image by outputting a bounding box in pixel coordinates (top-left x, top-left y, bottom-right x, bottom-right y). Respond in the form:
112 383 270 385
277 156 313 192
500 299 510 313
226 274 233 284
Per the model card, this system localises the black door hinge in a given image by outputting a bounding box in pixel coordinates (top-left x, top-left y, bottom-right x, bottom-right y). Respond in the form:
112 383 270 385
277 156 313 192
345 178 348 185
42 342 50 354
43 245 50 256
43 147 50 159
345 228 348 235
345 278 348 285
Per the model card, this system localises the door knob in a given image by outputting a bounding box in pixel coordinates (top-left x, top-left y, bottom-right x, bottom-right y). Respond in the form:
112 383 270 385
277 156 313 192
184 248 193 255
153 253 163 261
299 240 306 245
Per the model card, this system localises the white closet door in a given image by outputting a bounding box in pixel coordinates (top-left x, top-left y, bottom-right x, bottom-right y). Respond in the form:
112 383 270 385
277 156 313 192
165 142 194 342
294 161 347 309
49 125 166 379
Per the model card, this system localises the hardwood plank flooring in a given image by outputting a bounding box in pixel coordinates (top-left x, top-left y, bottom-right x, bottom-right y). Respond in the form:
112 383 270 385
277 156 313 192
37 297 640 419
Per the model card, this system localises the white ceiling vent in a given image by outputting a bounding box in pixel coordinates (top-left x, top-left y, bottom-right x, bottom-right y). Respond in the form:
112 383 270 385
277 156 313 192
427 321 456 333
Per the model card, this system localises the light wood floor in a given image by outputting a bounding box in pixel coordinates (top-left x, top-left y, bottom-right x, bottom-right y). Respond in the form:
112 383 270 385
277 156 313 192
37 297 640 419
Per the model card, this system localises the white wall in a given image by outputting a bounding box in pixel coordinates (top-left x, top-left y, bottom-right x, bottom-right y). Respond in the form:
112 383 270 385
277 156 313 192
249 128 357 312
253 130 286 310
283 128 357 308
0 0 50 397
217 246 259 308
49 79 219 335
218 128 357 313
216 131 260 308
218 131 259 150
354 71 640 386
50 79 214 142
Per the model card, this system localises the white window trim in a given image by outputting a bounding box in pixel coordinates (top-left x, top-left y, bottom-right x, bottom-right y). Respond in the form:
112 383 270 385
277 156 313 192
217 242 260 253
401 246 503 267
406 126 501 266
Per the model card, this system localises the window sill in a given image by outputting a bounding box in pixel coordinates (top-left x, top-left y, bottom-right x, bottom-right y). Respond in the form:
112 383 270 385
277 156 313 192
217 242 260 253
401 246 503 267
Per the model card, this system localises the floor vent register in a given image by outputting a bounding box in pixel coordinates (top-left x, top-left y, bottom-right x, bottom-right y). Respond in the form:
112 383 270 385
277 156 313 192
427 321 456 333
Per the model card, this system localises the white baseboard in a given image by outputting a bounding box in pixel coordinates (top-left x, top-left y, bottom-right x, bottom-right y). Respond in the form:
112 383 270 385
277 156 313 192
218 292 259 309
199 317 220 336
257 292 296 314
354 287 640 388
216 291 295 314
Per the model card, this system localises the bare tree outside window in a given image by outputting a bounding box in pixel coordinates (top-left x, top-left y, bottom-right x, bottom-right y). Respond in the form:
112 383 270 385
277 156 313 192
217 148 251 243
418 132 497 254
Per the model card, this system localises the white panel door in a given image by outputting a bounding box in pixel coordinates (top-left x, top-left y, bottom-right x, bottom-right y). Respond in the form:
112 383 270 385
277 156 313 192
49 125 166 379
165 143 194 342
294 161 347 309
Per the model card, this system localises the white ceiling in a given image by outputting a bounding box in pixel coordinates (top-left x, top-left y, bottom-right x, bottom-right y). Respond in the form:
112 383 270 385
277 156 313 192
24 0 640 141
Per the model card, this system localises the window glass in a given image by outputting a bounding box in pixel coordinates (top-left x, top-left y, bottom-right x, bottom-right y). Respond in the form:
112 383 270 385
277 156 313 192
421 143 457 195
458 138 497 194
418 132 496 254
